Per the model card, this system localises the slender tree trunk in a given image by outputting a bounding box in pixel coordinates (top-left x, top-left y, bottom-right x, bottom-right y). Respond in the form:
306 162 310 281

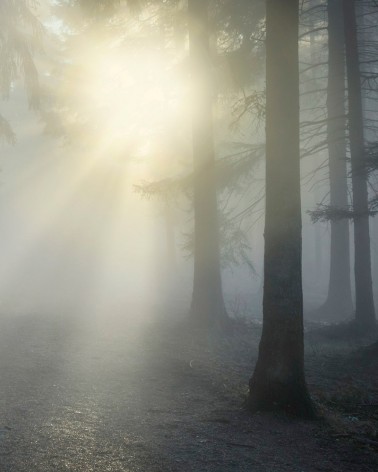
188 0 229 331
247 0 314 417
308 0 324 285
322 0 353 318
343 0 376 331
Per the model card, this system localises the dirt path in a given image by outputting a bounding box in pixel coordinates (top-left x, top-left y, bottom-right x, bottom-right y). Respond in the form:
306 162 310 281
0 312 377 471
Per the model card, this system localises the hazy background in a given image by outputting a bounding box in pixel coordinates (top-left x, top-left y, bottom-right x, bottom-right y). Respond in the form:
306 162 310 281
0 0 377 324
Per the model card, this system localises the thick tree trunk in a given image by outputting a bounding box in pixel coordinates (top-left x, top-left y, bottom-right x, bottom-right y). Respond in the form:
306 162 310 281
343 0 376 331
188 0 229 331
246 0 314 417
322 0 353 318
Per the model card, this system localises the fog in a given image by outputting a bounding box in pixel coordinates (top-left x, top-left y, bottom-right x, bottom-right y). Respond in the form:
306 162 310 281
1 1 378 471
0 84 369 322
0 5 296 324
0 102 175 318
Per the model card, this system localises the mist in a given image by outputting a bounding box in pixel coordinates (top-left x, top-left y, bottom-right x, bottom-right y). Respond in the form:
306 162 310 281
1 1 378 471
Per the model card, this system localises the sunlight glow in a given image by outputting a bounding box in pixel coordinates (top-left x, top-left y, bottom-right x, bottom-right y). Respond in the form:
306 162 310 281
0 6 192 320
77 44 189 178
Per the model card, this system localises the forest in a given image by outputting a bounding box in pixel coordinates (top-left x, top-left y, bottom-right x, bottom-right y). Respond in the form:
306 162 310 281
0 0 378 470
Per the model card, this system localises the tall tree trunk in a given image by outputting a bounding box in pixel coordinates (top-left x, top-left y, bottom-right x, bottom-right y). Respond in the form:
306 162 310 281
322 0 353 318
343 0 376 331
246 0 314 417
188 0 229 331
308 0 324 285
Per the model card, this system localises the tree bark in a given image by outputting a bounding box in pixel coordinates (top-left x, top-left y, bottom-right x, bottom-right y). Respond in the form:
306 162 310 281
322 0 353 318
246 0 314 417
188 0 229 331
343 0 376 331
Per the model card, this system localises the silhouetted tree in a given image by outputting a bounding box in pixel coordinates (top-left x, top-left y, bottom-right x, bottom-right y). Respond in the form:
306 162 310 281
322 0 353 318
188 0 230 331
247 0 315 417
343 0 376 330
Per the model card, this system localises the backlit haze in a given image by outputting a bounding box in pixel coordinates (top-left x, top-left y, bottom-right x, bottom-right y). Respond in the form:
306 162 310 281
0 0 364 326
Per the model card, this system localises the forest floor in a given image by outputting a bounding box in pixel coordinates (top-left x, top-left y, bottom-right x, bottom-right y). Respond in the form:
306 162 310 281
0 307 378 471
